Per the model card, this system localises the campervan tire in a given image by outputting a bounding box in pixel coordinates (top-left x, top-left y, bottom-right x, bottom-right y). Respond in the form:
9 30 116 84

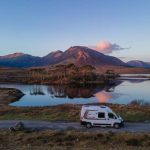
86 123 92 128
114 123 120 129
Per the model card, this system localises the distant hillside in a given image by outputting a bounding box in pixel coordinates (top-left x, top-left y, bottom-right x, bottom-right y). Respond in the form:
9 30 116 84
127 60 150 68
0 51 63 68
0 53 25 59
0 46 127 68
42 50 63 66
0 53 43 68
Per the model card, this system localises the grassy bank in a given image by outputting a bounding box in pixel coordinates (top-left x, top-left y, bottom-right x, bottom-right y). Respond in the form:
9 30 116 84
0 104 150 122
0 129 149 149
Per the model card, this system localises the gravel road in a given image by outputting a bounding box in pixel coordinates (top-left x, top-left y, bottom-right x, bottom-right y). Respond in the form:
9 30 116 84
0 120 150 133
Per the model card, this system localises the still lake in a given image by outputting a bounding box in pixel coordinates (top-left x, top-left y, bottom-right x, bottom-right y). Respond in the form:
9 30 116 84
0 77 150 107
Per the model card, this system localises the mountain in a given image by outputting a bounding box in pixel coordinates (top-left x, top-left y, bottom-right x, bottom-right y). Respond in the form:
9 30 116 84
0 51 63 68
42 50 63 65
0 52 25 59
0 46 127 68
56 46 126 66
127 60 150 68
0 53 43 68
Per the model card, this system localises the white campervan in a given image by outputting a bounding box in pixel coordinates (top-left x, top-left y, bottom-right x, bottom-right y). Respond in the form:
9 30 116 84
80 105 124 128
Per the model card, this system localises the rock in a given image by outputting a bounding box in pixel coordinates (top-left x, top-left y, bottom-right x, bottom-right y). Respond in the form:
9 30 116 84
9 122 25 132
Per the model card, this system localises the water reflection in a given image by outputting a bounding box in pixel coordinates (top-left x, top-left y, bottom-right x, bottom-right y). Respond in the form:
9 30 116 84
47 85 96 98
129 99 150 106
126 79 149 83
11 81 123 106
0 78 149 107
92 80 123 103
27 79 146 99
46 80 123 99
94 91 112 103
94 91 123 103
30 85 45 95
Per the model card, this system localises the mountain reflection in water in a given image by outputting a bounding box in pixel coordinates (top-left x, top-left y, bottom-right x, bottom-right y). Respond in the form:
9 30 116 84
45 80 123 104
30 85 45 95
47 85 102 98
45 79 148 101
0 78 149 107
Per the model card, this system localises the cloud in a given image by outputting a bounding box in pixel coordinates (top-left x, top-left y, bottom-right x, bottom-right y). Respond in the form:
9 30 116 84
90 40 128 54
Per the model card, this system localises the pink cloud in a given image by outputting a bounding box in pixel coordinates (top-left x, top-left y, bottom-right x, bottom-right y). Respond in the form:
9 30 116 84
90 40 127 54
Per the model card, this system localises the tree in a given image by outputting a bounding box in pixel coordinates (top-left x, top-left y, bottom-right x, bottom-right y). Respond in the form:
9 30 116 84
79 65 96 81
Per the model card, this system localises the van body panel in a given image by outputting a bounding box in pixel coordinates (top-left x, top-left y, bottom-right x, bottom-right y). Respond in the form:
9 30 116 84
80 105 124 128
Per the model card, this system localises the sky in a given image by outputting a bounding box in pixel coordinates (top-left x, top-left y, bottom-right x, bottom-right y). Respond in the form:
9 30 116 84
0 0 150 62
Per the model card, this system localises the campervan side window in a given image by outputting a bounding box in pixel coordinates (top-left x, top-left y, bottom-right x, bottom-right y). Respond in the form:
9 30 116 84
98 112 105 119
108 113 117 119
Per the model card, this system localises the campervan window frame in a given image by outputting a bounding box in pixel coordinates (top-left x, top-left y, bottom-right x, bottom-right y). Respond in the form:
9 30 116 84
98 112 106 120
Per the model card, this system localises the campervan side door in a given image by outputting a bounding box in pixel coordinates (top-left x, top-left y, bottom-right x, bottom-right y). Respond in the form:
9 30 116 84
107 112 118 125
92 112 107 126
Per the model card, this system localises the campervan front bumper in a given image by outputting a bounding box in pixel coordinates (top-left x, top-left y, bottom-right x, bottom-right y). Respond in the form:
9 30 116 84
119 121 124 127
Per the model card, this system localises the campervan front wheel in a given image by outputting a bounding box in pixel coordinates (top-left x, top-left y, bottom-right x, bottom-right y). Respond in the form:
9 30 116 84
113 123 120 129
86 123 92 128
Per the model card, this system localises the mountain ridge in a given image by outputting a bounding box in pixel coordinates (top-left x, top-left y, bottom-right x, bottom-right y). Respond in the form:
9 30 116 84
0 46 127 68
127 60 150 68
0 52 26 59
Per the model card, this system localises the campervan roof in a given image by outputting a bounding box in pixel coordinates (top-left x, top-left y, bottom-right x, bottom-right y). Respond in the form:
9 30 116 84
82 105 112 112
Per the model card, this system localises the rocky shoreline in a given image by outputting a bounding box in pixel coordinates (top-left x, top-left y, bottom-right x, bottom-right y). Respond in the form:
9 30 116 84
0 88 24 106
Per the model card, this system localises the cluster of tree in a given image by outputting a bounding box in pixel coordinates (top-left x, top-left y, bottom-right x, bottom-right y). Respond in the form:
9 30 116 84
29 64 118 85
29 64 96 84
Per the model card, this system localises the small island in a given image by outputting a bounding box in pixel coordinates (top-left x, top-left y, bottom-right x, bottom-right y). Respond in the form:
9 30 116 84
0 64 119 85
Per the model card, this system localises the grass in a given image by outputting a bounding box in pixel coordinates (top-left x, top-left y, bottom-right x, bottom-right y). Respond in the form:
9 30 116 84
0 103 150 122
0 129 149 149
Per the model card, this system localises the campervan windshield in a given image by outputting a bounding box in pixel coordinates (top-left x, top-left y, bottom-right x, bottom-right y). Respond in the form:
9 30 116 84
108 112 117 119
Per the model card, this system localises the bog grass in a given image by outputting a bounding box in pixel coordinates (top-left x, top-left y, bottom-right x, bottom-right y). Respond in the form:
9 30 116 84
0 103 150 122
0 129 149 150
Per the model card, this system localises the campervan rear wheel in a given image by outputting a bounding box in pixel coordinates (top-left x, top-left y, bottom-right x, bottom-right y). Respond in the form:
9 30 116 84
114 123 120 129
86 123 92 128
